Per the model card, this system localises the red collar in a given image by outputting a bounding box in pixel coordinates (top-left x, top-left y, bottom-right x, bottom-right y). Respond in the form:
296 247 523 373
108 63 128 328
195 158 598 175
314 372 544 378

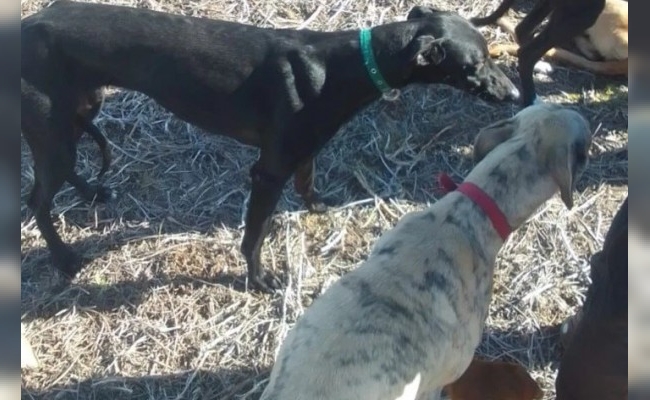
438 173 511 241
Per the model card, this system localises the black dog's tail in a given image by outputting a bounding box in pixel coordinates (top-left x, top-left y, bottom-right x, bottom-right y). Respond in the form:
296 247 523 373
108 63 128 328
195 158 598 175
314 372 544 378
470 0 517 26
83 120 112 180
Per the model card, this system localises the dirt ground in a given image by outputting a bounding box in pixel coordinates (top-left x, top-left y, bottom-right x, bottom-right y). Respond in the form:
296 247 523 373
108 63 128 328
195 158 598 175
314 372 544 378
21 0 628 398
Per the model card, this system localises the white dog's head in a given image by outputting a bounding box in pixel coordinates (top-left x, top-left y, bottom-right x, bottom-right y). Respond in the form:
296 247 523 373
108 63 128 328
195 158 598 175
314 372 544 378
472 103 592 209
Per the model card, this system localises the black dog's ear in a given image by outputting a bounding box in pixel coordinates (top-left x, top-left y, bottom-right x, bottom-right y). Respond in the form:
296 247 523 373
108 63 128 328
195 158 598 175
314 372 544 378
473 118 517 162
406 35 447 66
407 6 438 20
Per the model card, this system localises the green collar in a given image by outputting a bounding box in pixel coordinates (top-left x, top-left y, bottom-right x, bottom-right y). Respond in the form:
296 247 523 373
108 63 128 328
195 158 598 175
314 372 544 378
359 28 393 94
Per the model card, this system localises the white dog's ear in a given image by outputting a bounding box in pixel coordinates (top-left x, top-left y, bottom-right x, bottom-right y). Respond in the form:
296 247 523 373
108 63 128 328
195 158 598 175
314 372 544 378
547 146 577 209
542 129 591 210
473 118 517 162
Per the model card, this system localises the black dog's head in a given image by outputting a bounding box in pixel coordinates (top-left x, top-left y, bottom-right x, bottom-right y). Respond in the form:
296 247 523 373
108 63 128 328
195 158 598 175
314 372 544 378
403 6 520 102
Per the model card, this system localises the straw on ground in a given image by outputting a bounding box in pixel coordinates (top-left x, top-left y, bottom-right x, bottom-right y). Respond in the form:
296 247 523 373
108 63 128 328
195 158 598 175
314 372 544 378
21 0 627 399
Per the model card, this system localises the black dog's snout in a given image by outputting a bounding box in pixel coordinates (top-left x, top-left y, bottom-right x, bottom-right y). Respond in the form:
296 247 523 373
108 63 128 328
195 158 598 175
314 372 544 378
483 64 520 102
457 59 520 103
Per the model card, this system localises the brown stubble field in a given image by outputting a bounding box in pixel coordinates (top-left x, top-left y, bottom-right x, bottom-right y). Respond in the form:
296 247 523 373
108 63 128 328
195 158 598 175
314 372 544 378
21 0 628 398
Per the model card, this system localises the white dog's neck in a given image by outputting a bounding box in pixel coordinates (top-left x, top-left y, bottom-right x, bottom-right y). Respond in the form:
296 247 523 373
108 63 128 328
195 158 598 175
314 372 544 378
464 138 559 233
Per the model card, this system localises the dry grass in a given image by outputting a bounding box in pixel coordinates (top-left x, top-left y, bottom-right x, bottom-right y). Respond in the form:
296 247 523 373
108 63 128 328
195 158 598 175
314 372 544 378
20 0 628 399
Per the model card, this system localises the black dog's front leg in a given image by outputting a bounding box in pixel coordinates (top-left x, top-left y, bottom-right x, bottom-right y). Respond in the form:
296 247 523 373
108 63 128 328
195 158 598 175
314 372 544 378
293 157 328 214
240 164 290 293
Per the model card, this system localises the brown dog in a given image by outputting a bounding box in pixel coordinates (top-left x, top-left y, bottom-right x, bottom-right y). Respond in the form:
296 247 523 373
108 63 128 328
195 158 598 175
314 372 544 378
444 358 543 400
489 0 628 77
471 0 607 105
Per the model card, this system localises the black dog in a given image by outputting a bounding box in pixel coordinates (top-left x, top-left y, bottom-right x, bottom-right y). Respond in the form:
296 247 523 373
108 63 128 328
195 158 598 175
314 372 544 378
471 0 606 106
555 196 627 399
21 1 519 292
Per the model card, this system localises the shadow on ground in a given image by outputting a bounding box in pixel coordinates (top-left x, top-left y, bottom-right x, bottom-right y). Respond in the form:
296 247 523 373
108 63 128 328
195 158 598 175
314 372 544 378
21 322 567 400
21 366 268 400
21 54 627 302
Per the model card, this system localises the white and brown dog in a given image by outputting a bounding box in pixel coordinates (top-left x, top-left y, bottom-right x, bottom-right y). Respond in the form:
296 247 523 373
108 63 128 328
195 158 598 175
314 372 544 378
490 0 628 77
259 103 592 400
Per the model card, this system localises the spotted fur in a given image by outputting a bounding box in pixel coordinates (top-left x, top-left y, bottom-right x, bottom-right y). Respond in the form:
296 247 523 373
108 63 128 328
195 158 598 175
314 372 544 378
260 103 592 400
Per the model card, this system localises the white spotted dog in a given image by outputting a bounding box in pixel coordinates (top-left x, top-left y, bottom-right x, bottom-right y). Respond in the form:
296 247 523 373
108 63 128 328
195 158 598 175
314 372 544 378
259 103 592 400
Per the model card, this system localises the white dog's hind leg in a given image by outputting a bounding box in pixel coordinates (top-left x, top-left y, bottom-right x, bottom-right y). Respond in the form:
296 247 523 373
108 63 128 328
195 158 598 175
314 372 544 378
395 373 422 400
415 388 442 400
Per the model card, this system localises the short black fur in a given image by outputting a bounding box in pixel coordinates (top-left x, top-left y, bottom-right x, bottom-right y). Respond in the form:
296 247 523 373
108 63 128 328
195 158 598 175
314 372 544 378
21 2 519 292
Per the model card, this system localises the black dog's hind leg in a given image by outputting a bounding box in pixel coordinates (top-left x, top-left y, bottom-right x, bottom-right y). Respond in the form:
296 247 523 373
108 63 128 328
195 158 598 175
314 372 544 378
67 172 113 203
30 138 83 278
240 160 291 293
294 157 328 214
67 121 113 203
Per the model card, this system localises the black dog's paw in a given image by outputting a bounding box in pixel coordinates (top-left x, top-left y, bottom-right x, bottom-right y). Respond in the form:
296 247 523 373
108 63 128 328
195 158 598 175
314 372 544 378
51 247 84 279
308 201 329 214
79 184 115 203
305 195 330 214
93 185 115 203
249 271 284 294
